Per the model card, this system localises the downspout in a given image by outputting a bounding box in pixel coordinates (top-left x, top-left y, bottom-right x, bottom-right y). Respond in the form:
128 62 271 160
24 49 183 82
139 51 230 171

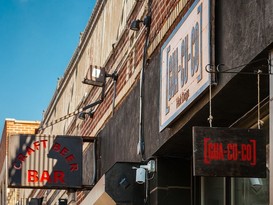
138 0 152 161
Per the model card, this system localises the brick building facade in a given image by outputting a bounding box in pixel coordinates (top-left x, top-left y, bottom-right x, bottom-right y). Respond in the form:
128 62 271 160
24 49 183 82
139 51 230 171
12 0 273 204
0 119 40 205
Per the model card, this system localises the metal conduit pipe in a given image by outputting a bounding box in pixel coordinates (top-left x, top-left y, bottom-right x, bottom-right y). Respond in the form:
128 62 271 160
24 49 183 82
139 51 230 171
138 0 152 161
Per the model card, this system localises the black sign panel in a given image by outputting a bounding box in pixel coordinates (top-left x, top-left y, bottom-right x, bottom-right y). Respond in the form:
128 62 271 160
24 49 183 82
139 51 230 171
8 135 82 189
192 127 266 177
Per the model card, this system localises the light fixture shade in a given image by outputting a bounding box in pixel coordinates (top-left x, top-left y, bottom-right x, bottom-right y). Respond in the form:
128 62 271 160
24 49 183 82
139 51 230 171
87 110 94 118
78 112 86 120
78 110 94 120
143 16 151 27
130 16 151 31
130 19 142 31
82 66 106 87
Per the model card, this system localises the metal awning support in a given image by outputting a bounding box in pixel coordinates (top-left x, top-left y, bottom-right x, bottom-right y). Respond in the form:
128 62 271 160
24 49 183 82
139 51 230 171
205 58 272 75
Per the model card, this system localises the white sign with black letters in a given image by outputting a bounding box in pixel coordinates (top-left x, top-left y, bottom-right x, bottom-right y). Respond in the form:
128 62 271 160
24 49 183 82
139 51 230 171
160 0 211 131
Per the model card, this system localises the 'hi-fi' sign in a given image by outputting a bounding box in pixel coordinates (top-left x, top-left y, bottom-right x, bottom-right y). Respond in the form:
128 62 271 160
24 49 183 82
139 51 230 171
193 127 266 177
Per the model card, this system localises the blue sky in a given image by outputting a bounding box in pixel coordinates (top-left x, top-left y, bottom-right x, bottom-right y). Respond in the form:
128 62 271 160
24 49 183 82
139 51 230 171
0 0 96 132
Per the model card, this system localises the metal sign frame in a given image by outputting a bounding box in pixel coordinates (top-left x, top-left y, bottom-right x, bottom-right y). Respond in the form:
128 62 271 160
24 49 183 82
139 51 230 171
159 0 212 131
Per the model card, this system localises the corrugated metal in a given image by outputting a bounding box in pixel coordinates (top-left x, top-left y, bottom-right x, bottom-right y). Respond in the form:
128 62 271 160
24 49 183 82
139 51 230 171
8 135 82 189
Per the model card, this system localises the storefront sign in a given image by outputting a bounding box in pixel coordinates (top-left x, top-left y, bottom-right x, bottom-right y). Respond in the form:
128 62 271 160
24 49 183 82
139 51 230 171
193 127 266 177
160 0 211 131
8 134 82 189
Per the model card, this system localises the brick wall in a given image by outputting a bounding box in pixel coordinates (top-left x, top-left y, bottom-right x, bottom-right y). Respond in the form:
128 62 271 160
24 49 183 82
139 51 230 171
0 125 7 172
39 0 197 204
0 119 40 170
78 0 193 138
5 120 40 135
74 1 195 204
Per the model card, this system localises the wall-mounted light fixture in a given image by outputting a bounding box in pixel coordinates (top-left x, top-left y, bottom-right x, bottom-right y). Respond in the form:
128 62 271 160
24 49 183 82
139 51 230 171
78 110 94 121
82 66 106 87
82 65 118 87
130 16 151 31
79 65 119 120
38 65 118 129
77 99 103 120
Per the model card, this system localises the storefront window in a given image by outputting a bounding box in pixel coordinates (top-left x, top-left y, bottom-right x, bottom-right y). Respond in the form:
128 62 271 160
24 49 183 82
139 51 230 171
201 175 269 205
202 177 225 205
200 113 269 205
232 109 270 205
233 174 269 205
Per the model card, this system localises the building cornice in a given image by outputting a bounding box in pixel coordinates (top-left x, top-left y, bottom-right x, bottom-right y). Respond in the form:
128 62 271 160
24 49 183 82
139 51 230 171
42 1 105 126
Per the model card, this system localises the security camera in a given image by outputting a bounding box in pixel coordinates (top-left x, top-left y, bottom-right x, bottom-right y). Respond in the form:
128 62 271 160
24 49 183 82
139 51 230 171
135 167 146 184
250 178 263 193
133 160 156 184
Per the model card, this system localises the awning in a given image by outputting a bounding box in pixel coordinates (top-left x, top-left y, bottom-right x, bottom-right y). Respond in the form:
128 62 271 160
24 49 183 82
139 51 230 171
81 175 115 205
81 162 144 205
